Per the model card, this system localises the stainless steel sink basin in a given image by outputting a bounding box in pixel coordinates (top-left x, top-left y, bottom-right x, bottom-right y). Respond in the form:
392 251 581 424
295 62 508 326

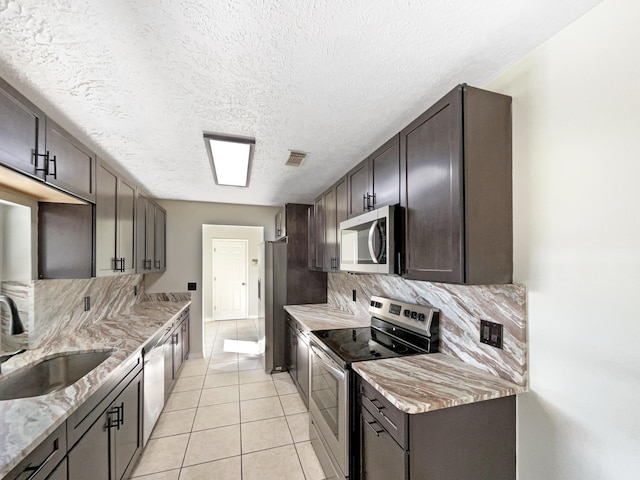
0 350 114 401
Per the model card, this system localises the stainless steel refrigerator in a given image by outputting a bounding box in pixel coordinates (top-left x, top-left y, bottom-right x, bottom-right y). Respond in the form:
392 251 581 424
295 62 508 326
261 205 327 373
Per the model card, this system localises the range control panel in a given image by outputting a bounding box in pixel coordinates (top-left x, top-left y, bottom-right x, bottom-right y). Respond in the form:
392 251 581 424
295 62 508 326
369 296 439 336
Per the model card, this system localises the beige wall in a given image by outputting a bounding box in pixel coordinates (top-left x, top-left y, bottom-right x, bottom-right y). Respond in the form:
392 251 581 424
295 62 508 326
202 225 264 320
486 0 640 477
145 200 279 357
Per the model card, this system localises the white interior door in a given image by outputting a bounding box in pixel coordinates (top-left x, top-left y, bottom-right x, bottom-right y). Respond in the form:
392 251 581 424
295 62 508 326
213 239 248 320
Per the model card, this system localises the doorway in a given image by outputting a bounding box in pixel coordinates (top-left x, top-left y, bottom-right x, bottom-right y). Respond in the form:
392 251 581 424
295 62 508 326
212 239 248 320
202 225 264 324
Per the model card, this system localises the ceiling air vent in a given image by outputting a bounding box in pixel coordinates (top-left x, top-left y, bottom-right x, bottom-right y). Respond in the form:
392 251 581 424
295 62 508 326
285 151 307 167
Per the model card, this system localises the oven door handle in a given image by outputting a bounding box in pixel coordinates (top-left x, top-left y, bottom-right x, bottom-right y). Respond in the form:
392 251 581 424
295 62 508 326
310 345 345 381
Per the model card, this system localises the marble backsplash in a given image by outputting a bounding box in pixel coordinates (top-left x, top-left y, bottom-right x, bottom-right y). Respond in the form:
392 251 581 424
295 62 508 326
327 273 527 385
1 275 146 351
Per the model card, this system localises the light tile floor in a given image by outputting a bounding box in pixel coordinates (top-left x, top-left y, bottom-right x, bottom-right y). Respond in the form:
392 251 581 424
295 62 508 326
130 319 326 480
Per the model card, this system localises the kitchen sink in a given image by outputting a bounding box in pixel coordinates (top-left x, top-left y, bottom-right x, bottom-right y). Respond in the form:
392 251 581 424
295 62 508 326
0 350 114 401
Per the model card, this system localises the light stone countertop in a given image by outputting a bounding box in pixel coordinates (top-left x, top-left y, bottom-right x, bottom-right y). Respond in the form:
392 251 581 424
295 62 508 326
284 304 370 332
0 299 190 479
352 353 528 415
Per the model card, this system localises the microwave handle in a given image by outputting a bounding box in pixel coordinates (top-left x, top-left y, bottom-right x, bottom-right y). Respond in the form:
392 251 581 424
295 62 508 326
368 220 380 264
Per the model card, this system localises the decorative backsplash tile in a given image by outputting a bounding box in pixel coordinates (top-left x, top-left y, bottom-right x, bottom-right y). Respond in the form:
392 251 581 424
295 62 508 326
327 273 527 385
1 275 146 350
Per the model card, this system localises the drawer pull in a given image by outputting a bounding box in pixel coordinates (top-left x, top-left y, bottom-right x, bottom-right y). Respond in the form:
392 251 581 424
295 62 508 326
21 438 59 480
365 419 385 437
364 395 398 430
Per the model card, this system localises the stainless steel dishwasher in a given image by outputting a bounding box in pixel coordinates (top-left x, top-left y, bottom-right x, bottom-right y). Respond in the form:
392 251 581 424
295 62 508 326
142 326 171 446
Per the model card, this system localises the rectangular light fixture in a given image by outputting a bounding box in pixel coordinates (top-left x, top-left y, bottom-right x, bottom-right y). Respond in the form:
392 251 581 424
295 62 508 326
204 133 255 187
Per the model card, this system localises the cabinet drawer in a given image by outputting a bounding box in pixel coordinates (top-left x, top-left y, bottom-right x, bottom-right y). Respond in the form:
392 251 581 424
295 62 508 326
359 377 408 449
6 423 67 480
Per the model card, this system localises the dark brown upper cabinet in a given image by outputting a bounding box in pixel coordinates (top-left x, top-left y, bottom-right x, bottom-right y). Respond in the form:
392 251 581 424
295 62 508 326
400 84 512 284
322 176 348 272
309 195 324 271
0 77 46 179
136 195 167 274
44 120 96 203
96 160 136 276
347 135 400 218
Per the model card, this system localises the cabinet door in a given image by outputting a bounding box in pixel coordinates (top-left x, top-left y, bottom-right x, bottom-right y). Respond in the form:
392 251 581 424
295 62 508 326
311 195 324 270
296 333 309 404
145 199 156 271
370 135 400 210
347 160 371 218
154 206 166 271
163 336 174 401
113 374 142 480
118 178 136 274
173 328 184 375
45 121 96 202
335 177 348 270
68 410 110 480
181 316 190 360
360 407 407 480
400 87 464 283
323 187 337 272
286 324 297 379
96 163 118 275
0 77 46 178
135 195 147 273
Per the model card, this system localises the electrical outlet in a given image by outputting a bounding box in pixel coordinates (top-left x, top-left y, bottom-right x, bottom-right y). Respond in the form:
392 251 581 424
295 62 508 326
480 319 503 349
352 289 357 301
187 282 197 291
84 296 91 312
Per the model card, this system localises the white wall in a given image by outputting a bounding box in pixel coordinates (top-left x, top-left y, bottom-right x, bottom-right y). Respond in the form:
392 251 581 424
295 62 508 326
202 225 264 320
486 0 640 477
0 188 38 280
145 200 279 357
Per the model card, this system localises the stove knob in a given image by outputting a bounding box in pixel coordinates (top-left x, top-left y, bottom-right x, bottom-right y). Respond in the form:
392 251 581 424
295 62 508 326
418 313 426 322
410 311 418 319
403 309 411 317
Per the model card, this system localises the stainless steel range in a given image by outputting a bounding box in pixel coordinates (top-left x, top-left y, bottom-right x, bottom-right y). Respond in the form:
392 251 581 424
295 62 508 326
308 296 440 480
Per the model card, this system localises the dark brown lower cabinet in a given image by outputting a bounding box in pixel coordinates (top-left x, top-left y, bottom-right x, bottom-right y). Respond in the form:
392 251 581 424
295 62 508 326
358 374 516 480
286 315 309 407
4 423 67 480
163 309 191 401
46 458 68 480
67 362 142 480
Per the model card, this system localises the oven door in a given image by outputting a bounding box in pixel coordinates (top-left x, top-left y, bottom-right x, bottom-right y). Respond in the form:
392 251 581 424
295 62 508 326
309 338 349 478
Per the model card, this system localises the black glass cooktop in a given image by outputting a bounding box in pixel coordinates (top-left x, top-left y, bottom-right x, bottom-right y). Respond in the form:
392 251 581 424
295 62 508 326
311 326 425 363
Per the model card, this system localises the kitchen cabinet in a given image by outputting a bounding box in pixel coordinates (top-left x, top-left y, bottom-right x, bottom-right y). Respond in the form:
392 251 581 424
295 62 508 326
67 355 142 480
285 315 309 407
38 203 95 279
162 308 190 400
315 176 347 272
0 76 46 179
347 135 400 218
96 161 136 276
4 423 67 480
136 195 166 274
309 196 324 271
357 374 515 480
43 121 96 203
399 85 512 284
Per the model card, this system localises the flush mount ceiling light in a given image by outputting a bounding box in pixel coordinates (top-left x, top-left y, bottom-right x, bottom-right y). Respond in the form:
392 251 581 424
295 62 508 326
203 133 255 187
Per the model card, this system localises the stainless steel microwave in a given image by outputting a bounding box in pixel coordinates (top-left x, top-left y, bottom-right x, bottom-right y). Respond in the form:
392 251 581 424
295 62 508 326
339 205 400 274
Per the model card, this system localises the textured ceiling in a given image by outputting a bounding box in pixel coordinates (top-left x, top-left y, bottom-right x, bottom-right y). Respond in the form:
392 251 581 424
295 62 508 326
0 0 602 206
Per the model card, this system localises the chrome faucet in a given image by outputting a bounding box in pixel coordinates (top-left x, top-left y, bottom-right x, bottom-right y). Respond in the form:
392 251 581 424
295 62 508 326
0 295 26 373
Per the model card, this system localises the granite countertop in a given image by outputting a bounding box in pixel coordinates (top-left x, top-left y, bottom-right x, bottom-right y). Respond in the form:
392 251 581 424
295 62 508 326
352 353 528 415
0 299 191 478
284 304 370 331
